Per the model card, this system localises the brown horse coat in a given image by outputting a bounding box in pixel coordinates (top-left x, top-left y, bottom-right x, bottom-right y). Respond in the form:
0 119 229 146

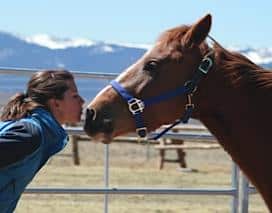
84 14 272 210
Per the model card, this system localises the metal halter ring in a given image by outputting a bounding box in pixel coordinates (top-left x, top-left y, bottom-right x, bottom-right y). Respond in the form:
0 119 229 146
185 94 195 110
198 57 213 74
128 98 145 115
136 127 148 139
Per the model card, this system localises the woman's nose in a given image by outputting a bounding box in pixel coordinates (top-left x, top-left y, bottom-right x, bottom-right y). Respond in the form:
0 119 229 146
80 96 85 105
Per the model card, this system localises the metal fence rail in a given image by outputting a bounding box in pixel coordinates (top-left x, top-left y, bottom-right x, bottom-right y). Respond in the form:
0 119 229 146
0 67 117 79
25 187 239 195
0 67 258 213
43 117 257 213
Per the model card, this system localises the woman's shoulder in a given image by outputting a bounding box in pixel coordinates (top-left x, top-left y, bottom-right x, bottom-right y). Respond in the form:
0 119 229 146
0 119 42 143
0 119 42 168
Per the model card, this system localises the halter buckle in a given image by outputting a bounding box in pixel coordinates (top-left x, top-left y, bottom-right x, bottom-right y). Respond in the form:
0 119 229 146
184 81 197 94
128 98 145 114
185 103 195 110
198 57 213 74
136 127 147 139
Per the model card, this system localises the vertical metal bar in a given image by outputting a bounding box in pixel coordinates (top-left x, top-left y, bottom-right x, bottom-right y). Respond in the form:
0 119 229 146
231 163 239 213
104 79 111 213
104 144 110 213
239 172 249 213
145 141 151 161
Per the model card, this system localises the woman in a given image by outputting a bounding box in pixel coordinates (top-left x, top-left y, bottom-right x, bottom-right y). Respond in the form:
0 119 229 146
0 69 84 212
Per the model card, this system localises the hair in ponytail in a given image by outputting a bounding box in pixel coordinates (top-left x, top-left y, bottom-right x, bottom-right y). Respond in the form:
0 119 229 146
1 69 74 121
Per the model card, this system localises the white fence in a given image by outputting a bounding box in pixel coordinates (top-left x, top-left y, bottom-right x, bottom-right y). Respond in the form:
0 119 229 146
0 67 258 213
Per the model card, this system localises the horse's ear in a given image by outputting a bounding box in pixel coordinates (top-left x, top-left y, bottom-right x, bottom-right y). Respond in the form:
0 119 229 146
182 14 212 48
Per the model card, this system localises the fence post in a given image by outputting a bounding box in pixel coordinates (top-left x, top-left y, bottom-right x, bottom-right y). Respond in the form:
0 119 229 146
231 163 239 213
104 144 110 213
70 135 80 165
238 171 249 213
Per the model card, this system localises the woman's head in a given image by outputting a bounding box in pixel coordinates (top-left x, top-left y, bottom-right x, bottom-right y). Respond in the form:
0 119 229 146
1 69 84 124
27 69 74 105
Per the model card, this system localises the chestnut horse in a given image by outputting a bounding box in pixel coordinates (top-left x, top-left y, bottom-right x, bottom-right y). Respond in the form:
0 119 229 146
84 14 272 210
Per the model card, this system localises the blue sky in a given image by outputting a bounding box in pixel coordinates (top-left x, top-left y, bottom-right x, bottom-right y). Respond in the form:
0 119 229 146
1 0 271 48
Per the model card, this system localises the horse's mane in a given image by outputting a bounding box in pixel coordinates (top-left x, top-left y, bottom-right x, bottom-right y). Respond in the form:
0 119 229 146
158 25 272 93
212 40 272 92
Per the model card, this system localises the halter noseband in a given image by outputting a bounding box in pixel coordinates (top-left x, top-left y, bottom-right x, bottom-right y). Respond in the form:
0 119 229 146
110 53 214 140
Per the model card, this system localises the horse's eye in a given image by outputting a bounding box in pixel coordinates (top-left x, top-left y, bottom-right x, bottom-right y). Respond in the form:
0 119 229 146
143 60 159 76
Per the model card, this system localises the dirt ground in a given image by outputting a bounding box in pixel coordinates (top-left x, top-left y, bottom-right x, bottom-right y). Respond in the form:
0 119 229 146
16 138 269 213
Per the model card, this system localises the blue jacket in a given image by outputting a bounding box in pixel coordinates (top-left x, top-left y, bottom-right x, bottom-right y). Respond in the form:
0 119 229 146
0 108 68 213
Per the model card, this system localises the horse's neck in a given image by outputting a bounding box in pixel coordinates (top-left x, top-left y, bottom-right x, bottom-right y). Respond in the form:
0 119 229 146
195 63 272 156
194 49 272 209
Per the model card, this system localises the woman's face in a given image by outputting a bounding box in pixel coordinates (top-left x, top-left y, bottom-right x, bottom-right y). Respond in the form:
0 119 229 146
51 80 84 124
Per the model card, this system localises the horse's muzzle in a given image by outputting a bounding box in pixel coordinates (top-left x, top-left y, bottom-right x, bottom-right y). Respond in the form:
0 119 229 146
83 108 114 137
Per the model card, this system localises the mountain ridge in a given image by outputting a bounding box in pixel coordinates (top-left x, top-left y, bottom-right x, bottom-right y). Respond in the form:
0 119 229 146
0 31 271 72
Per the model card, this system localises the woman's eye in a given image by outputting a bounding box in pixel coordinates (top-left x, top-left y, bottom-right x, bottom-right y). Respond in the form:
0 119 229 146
143 60 159 76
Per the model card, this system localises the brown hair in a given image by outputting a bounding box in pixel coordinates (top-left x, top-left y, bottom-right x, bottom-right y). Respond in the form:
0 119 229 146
1 69 74 121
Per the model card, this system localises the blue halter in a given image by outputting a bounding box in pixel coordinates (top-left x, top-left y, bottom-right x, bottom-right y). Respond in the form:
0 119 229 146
110 53 213 140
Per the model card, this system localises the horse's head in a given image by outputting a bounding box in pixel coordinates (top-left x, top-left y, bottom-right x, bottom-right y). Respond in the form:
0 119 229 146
84 14 212 143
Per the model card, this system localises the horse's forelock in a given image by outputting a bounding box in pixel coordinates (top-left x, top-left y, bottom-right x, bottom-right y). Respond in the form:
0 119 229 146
157 25 190 48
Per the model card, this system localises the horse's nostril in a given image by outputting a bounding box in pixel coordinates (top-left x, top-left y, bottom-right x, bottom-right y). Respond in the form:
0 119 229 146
84 107 114 136
86 108 97 121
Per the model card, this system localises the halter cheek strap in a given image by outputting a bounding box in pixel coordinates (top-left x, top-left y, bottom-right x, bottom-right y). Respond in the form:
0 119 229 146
110 81 147 138
110 53 214 140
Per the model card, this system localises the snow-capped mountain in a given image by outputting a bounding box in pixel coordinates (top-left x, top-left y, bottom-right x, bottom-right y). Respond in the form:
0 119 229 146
243 49 272 68
25 34 152 50
24 34 96 49
0 31 271 73
0 32 147 73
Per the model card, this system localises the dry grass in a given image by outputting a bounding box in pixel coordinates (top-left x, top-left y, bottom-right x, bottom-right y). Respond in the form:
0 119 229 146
16 139 269 213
